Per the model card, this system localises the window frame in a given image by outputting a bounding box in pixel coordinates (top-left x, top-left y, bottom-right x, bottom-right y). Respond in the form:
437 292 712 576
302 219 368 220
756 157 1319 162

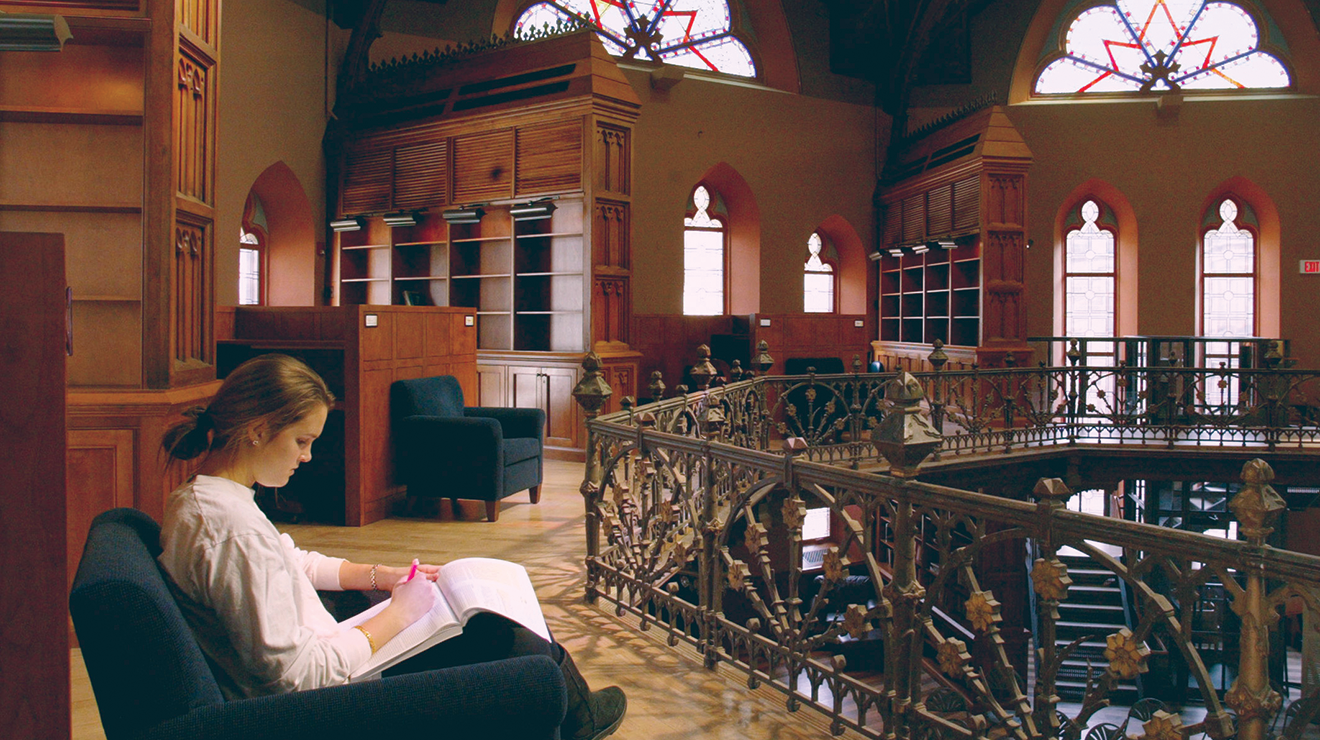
803 231 838 314
683 183 730 316
239 194 267 306
1062 198 1118 356
1199 195 1259 343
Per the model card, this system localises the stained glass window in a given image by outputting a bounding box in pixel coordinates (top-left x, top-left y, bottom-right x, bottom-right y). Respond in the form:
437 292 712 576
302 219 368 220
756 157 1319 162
684 186 725 315
804 232 835 313
515 0 757 79
1035 0 1290 94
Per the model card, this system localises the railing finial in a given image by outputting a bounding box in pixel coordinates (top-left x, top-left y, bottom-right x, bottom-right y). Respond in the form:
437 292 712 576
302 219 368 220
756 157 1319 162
928 339 948 372
870 372 942 477
1231 458 1285 545
691 344 717 390
754 340 774 375
572 350 613 420
647 370 666 402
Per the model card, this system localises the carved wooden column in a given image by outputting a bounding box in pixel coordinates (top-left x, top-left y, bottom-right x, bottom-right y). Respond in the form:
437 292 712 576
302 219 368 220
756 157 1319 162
975 110 1033 369
590 113 641 411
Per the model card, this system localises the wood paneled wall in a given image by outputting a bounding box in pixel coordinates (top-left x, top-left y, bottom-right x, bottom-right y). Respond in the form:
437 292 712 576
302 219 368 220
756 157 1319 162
631 313 873 396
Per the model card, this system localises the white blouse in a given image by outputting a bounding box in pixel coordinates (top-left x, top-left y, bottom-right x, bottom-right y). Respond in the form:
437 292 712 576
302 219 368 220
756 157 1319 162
158 475 372 698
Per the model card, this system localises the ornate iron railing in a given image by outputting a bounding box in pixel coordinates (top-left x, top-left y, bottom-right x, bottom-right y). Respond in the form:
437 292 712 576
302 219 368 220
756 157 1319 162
573 348 1320 740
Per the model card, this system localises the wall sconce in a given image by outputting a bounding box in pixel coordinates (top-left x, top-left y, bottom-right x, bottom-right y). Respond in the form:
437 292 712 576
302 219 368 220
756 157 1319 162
912 243 930 255
509 199 557 221
330 217 364 232
937 239 957 250
0 13 72 51
442 207 485 224
887 247 905 258
382 211 419 228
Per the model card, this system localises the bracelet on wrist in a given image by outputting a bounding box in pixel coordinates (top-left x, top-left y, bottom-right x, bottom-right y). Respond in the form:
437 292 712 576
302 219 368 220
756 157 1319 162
369 564 379 591
354 625 378 654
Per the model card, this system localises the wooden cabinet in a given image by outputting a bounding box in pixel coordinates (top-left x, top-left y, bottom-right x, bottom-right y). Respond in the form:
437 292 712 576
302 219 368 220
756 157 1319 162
328 31 641 452
220 306 477 525
875 106 1033 368
479 356 582 456
0 233 69 739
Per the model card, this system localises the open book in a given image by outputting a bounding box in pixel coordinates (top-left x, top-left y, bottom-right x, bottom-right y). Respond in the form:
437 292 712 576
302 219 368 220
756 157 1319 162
340 557 550 680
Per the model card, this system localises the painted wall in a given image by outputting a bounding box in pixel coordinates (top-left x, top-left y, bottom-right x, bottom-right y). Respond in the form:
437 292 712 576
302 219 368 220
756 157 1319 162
215 0 340 307
625 68 883 316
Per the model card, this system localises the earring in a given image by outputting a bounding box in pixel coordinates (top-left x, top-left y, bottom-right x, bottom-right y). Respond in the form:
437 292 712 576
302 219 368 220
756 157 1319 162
251 438 259 446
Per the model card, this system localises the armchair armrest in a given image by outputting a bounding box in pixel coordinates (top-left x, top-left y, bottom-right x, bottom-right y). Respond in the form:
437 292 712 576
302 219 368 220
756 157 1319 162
144 655 566 740
465 406 546 440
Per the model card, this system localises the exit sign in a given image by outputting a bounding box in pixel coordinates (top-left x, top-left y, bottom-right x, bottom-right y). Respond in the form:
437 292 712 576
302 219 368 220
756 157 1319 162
1303 260 1320 274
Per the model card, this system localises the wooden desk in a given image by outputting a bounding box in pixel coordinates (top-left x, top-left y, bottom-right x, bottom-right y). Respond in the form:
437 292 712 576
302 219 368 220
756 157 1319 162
220 305 476 525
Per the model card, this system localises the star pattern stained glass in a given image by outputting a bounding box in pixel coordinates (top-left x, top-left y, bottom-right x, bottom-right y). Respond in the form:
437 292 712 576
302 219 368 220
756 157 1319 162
515 0 757 78
1035 0 1290 94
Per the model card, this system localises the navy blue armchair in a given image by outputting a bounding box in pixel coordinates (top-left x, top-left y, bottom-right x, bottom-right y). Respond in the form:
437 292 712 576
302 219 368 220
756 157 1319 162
391 375 545 522
70 508 566 740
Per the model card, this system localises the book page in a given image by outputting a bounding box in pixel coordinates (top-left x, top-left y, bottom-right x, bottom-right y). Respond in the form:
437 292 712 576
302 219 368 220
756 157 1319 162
343 582 463 679
437 558 550 641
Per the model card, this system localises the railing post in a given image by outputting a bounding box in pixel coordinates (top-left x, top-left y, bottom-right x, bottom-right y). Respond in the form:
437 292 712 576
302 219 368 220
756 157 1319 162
928 340 948 460
572 351 613 604
1031 477 1076 736
870 373 942 740
1225 458 1286 740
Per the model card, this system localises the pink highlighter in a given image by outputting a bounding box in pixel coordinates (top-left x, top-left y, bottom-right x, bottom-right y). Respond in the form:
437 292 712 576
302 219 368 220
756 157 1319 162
407 560 419 582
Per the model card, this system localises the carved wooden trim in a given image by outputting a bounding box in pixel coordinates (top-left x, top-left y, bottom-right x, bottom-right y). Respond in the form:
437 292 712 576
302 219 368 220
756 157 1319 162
595 122 631 195
594 199 630 270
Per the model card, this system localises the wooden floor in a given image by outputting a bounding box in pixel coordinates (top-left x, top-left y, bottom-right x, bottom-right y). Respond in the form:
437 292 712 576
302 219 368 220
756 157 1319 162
72 460 865 740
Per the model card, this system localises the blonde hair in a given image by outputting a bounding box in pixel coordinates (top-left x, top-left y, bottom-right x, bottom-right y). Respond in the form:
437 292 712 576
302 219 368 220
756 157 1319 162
162 354 335 462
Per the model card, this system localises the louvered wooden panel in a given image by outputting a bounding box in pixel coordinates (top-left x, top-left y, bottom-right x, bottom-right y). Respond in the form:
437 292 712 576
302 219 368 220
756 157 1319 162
394 140 448 210
342 147 392 215
882 202 902 246
953 175 979 232
516 121 581 196
927 183 953 236
453 129 514 203
902 194 925 243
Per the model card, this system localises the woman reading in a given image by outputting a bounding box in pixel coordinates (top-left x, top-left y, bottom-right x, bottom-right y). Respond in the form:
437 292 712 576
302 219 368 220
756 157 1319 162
157 353 626 740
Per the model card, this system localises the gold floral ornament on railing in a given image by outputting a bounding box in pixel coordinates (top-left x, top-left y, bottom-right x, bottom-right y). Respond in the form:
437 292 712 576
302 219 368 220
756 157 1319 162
937 637 971 676
842 604 872 640
964 589 1002 632
1141 710 1186 740
727 560 752 590
781 498 806 530
1031 556 1073 601
821 546 845 583
1103 627 1151 680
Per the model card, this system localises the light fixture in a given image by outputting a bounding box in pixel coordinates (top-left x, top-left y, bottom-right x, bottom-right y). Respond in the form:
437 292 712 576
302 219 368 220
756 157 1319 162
330 217 364 232
0 13 72 52
938 239 957 249
382 211 419 228
442 206 485 224
912 243 930 254
508 199 557 221
887 247 905 258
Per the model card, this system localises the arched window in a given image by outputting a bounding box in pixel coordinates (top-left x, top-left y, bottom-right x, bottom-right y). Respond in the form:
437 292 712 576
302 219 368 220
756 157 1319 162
514 0 757 79
1201 197 1257 384
238 192 268 306
1064 200 1117 358
684 185 726 315
1034 0 1290 95
803 232 836 313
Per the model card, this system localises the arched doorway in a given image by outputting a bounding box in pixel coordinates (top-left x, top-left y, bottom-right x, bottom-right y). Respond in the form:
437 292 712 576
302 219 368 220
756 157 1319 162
244 162 318 306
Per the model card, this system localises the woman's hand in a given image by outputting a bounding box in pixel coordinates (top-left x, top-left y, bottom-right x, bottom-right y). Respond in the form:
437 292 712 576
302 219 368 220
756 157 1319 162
384 561 435 624
342 560 441 592
376 562 440 592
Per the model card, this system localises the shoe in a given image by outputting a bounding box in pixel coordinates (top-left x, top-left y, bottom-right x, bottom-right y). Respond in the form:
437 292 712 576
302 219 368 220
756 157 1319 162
555 644 628 739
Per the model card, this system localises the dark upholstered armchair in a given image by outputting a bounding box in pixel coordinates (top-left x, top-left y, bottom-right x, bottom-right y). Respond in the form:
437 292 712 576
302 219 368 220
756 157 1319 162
391 375 545 522
70 508 566 740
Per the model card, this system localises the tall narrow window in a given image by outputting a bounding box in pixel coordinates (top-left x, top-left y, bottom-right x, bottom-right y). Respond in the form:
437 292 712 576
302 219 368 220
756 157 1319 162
684 185 726 315
238 192 267 306
1201 197 1256 404
1065 200 1117 409
803 232 835 313
514 0 757 78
